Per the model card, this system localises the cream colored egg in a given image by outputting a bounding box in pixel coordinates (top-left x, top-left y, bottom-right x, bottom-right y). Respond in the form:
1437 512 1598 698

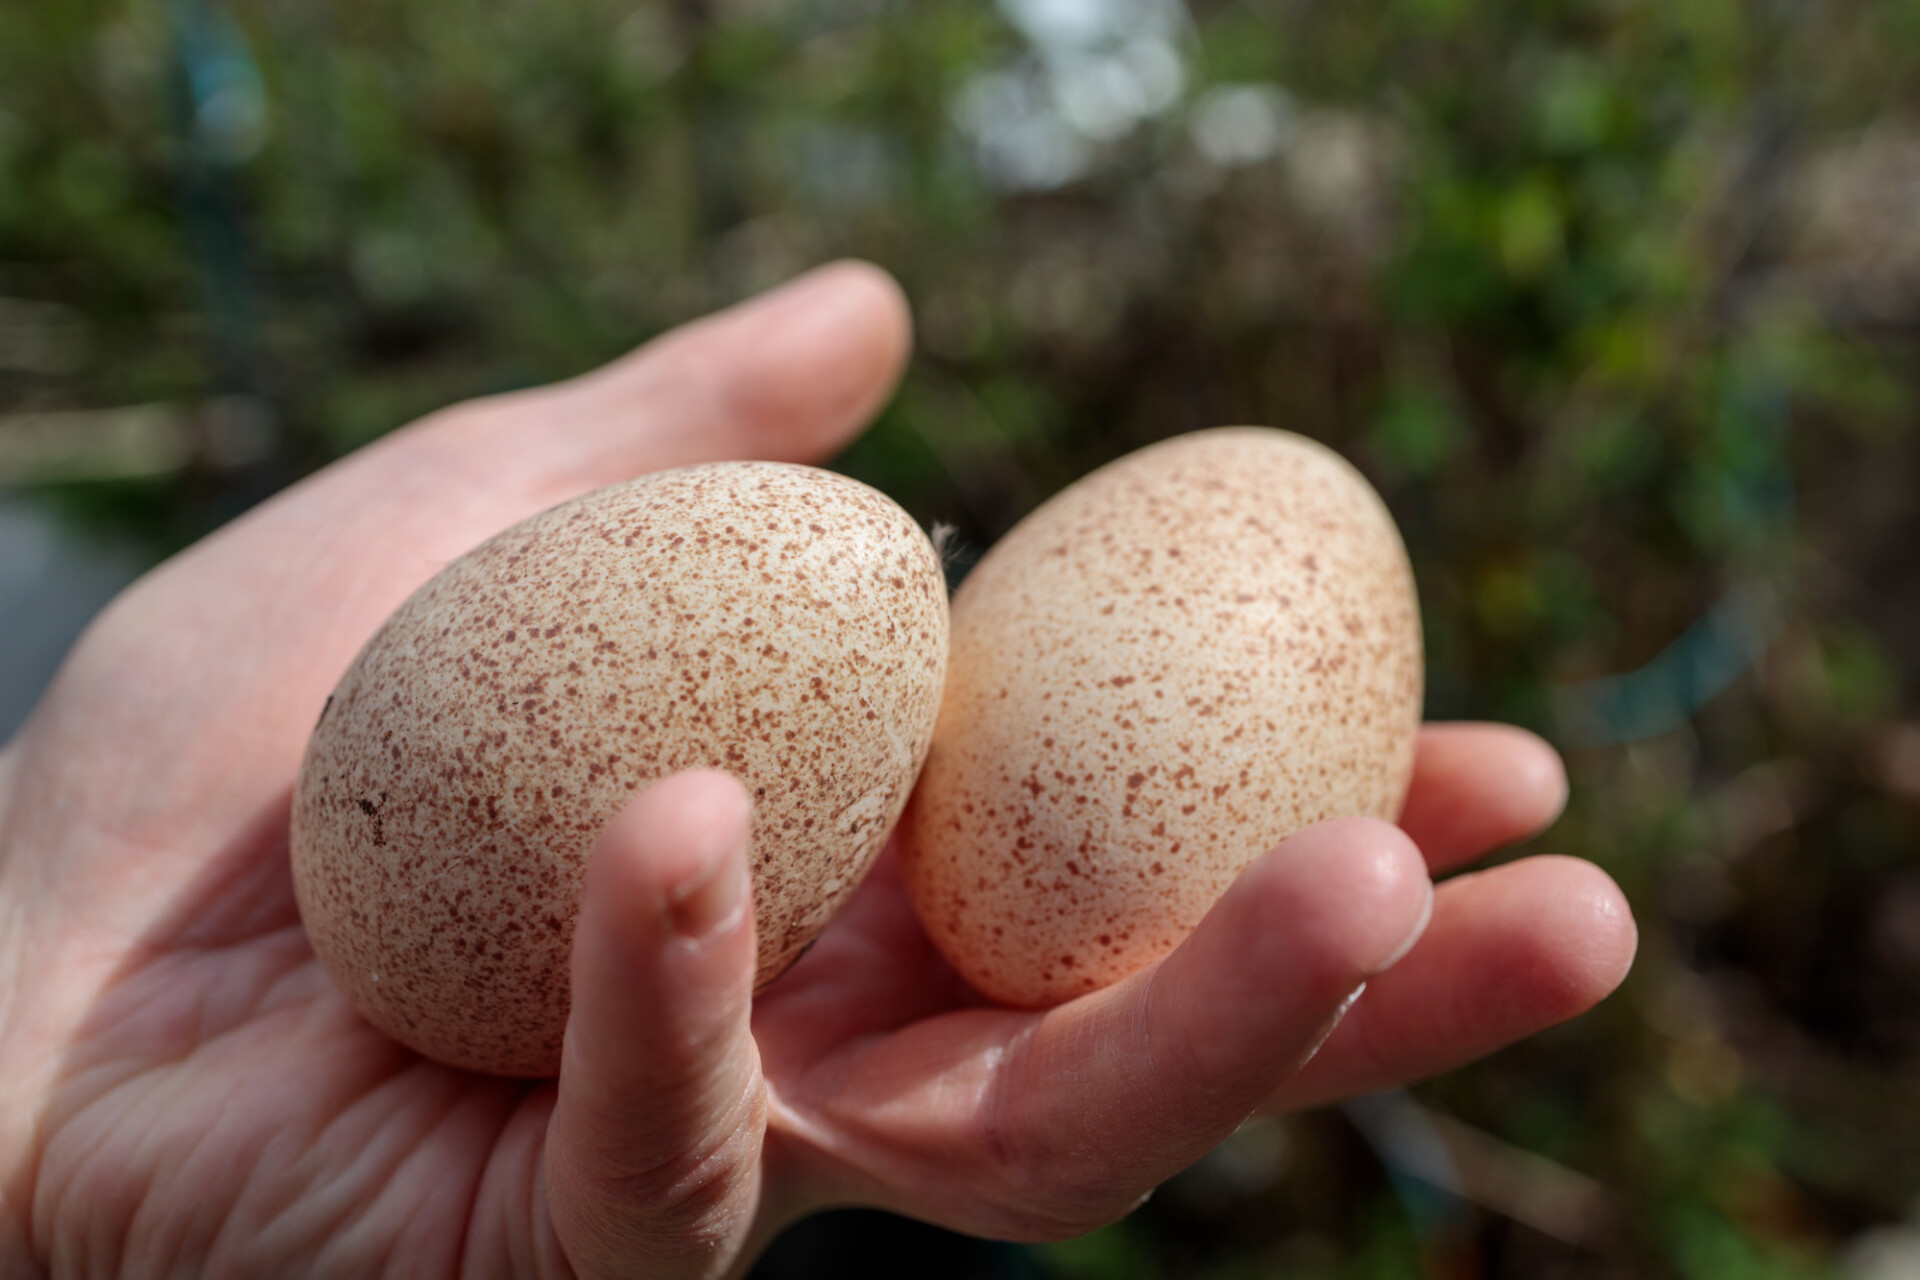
292 462 948 1077
900 428 1421 1008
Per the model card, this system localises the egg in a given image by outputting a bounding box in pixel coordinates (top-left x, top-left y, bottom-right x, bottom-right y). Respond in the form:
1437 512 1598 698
291 461 948 1076
900 427 1422 1008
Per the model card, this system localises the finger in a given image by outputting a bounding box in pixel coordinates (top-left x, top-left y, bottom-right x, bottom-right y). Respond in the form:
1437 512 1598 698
548 259 913 483
399 259 914 506
545 771 765 1280
816 818 1432 1240
1260 855 1635 1112
1400 723 1568 872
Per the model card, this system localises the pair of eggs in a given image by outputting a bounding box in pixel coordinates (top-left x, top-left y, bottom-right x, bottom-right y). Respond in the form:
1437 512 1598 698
291 428 1423 1076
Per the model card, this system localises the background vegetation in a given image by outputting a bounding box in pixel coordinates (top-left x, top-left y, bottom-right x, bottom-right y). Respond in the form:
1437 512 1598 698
4 0 1918 1274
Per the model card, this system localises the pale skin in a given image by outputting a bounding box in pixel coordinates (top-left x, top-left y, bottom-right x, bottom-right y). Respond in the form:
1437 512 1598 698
0 262 1638 1278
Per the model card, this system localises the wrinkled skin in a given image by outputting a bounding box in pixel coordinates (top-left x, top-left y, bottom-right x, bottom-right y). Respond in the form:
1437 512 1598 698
0 263 1637 1278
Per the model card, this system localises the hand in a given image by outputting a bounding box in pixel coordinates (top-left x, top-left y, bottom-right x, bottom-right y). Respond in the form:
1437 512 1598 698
0 262 1636 1277
747 723 1632 1243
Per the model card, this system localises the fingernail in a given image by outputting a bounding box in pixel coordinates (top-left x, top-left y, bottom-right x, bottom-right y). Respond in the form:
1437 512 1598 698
668 836 750 940
1369 879 1433 975
1296 981 1367 1071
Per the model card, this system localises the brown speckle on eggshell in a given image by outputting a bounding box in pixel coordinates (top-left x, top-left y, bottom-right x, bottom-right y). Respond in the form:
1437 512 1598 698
900 427 1422 1008
291 462 949 1077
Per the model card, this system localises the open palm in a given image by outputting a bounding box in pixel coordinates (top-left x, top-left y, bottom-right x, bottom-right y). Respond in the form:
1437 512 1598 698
0 264 1636 1278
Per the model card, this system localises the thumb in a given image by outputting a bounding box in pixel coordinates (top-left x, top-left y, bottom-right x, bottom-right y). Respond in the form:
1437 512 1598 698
545 771 765 1280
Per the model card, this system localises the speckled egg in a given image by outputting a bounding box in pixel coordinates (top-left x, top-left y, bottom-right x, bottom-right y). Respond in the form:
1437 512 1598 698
291 462 948 1076
900 428 1421 1008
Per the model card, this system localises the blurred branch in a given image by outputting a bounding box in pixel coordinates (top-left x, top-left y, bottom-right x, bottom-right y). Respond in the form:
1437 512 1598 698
1555 579 1786 748
1346 1090 1622 1253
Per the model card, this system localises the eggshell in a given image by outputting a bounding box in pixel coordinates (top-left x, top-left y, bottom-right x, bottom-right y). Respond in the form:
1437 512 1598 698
291 462 948 1076
900 427 1422 1008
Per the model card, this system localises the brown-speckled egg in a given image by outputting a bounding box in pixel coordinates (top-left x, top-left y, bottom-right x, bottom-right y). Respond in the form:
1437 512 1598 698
900 428 1421 1008
291 462 948 1076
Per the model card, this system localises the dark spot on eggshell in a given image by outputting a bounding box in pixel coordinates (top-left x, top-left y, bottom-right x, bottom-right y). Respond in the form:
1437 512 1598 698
899 428 1422 1009
290 462 949 1077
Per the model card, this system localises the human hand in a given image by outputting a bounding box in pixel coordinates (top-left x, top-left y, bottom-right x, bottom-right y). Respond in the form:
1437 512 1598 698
0 262 1635 1278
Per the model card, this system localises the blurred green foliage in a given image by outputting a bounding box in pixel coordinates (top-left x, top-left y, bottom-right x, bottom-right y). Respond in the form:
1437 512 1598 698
4 0 1919 1275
